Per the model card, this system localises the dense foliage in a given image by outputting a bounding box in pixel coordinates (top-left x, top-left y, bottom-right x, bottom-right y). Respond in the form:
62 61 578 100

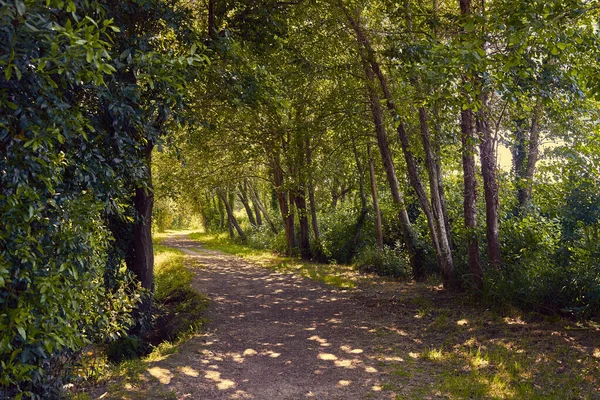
0 0 207 397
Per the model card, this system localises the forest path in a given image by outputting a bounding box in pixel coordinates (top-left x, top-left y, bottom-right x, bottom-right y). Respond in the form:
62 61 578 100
145 232 401 399
97 232 600 399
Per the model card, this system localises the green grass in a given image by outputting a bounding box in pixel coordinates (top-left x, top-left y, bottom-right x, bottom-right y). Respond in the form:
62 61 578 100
70 239 208 399
188 232 358 289
151 241 208 343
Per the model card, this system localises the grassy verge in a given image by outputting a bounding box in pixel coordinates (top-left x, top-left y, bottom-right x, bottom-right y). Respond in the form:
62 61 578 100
188 232 359 289
70 239 208 400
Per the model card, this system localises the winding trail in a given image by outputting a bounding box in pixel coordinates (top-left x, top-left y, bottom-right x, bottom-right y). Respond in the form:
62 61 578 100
152 232 394 399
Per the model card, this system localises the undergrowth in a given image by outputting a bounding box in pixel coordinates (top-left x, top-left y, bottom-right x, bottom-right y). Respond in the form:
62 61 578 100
70 240 207 399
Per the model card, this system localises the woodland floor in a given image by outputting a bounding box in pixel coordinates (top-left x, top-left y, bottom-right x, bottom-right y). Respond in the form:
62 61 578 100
94 232 600 400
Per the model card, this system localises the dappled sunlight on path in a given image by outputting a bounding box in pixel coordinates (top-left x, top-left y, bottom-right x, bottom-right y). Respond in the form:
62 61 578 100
152 232 392 399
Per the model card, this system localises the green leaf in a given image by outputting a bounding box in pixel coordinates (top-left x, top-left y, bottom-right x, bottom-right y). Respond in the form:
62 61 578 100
15 0 26 16
17 326 26 340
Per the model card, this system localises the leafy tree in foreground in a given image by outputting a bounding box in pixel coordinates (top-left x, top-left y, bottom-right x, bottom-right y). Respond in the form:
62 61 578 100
0 0 208 396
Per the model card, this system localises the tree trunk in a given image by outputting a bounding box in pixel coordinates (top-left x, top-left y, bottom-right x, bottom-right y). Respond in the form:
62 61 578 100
367 38 449 285
461 109 483 288
419 107 456 286
216 194 225 229
273 159 296 254
293 190 311 260
305 135 320 241
248 180 278 234
352 142 369 251
237 185 257 226
433 105 454 250
477 94 502 270
362 61 424 279
218 188 246 240
131 143 155 293
460 0 501 274
517 101 543 213
208 0 216 37
128 143 155 333
253 199 263 227
367 143 384 251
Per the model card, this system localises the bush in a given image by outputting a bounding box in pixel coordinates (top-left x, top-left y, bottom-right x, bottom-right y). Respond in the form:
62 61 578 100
354 244 410 279
319 203 375 264
484 214 600 319
245 225 277 250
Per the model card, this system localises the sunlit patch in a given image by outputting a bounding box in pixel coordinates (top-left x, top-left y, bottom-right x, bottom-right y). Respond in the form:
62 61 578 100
308 335 330 347
340 345 364 354
371 385 382 392
268 352 281 358
365 366 378 373
147 366 174 384
504 316 526 325
334 359 354 368
304 327 316 331
383 356 404 362
243 348 258 356
470 355 489 369
593 348 600 358
205 370 236 390
423 348 445 361
318 353 338 361
178 366 199 377
232 354 245 363
337 380 352 387
328 317 342 323
408 352 420 359
457 319 469 326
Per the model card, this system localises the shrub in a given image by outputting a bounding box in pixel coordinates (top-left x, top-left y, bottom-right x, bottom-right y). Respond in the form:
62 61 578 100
319 203 375 264
485 214 600 319
354 244 410 279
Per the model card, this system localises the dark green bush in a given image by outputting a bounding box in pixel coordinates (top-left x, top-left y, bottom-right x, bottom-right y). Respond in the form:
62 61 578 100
354 244 410 279
484 213 600 319
319 203 375 263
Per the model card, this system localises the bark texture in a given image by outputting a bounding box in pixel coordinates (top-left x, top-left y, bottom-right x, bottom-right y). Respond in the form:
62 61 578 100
367 143 384 251
461 109 483 288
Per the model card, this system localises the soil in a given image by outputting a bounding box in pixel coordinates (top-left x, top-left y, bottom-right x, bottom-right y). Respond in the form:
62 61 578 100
151 233 397 399
94 232 600 400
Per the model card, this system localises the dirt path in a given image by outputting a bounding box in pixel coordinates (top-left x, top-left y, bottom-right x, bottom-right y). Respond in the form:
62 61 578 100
152 233 395 399
98 232 600 399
